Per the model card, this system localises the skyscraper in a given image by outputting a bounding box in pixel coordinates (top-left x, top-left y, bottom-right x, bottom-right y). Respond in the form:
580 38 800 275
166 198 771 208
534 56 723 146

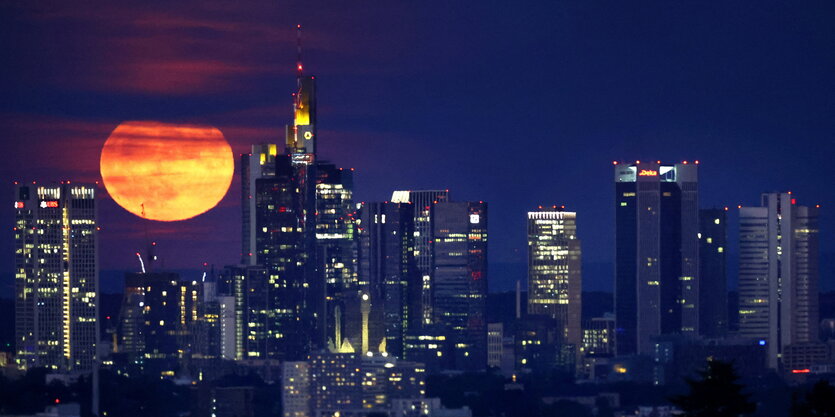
614 161 699 355
254 155 311 360
315 163 358 353
527 207 582 348
699 208 728 338
356 202 416 358
739 193 820 368
432 201 488 370
14 182 98 372
241 143 279 265
391 190 450 328
219 265 270 360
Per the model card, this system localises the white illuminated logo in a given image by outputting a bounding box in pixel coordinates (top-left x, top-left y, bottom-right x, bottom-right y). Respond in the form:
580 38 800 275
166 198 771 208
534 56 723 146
469 214 480 224
391 190 411 203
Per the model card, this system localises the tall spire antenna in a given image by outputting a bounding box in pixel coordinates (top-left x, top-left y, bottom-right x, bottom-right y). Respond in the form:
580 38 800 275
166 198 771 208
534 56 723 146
296 24 303 87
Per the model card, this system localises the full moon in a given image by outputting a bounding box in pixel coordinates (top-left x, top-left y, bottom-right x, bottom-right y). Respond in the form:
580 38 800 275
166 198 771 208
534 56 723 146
100 121 234 222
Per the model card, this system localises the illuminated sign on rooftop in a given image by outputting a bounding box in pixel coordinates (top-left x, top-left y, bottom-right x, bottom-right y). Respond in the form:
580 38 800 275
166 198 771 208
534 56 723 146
40 201 59 208
638 169 658 176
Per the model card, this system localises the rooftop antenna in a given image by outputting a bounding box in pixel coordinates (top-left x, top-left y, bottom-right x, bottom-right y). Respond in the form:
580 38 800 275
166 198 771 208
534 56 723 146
296 24 303 87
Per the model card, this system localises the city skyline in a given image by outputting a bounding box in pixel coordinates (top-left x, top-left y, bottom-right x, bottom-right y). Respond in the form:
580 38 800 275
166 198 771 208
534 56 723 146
3 3 835 416
2 2 834 296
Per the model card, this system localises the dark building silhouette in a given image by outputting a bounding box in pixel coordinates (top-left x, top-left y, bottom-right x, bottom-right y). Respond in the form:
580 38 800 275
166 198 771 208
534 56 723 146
356 202 416 357
254 155 313 360
432 201 488 370
614 162 699 355
391 190 450 328
241 144 278 265
698 208 728 338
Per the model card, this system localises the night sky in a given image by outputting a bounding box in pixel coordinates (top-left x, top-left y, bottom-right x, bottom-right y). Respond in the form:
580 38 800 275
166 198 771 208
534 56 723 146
2 2 834 295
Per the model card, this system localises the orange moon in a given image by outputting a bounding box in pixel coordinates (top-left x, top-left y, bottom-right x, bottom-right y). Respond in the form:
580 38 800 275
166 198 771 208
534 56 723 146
100 121 234 222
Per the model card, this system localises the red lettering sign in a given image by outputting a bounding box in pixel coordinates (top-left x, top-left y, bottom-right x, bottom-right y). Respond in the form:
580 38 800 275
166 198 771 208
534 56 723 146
638 169 658 176
43 201 59 208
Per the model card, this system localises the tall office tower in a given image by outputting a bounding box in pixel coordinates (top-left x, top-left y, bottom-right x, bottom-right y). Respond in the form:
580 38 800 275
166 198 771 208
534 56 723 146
253 154 312 360
739 193 820 368
356 202 416 358
241 144 279 265
219 265 270 360
315 163 358 352
526 207 582 348
281 29 321 354
14 182 98 372
432 201 488 370
391 190 450 328
614 161 699 355
699 208 728 338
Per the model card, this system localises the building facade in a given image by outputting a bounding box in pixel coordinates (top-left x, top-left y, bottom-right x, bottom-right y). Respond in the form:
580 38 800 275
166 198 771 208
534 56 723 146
614 162 699 355
315 164 358 353
14 182 98 372
241 143 279 265
738 193 820 368
357 202 416 358
698 208 728 338
302 352 426 417
432 201 488 370
527 207 582 348
391 190 450 328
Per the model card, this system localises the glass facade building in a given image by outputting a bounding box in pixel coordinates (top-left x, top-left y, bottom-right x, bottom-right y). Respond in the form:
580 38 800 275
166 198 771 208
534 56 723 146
357 202 416 358
14 183 98 372
739 193 820 368
241 143 279 265
316 163 358 354
391 190 450 328
527 207 582 347
432 201 487 370
614 162 698 355
253 155 313 360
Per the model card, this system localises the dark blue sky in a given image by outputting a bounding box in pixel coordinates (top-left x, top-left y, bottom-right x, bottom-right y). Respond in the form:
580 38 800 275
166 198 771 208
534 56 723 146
1 1 834 294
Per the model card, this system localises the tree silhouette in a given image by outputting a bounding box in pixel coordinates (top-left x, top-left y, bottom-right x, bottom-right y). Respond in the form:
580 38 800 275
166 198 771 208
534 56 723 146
669 360 755 417
791 380 835 417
